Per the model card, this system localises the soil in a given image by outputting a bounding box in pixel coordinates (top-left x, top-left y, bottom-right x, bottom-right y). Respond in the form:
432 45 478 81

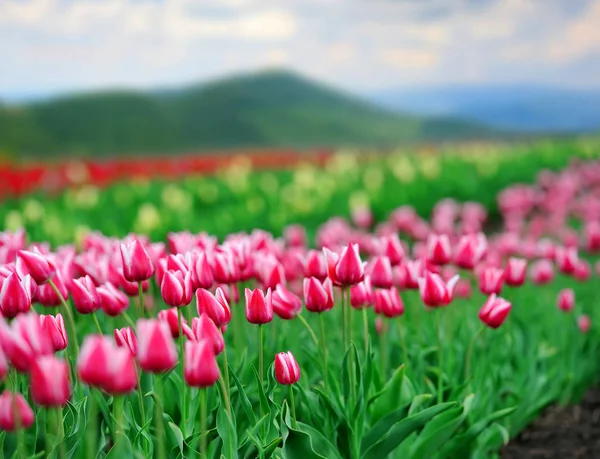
502 388 600 458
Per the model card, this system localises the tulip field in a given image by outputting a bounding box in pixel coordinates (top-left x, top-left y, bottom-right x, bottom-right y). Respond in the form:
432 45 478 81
1 138 600 458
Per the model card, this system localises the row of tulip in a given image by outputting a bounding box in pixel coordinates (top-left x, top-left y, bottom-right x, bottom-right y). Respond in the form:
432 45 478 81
1 156 599 458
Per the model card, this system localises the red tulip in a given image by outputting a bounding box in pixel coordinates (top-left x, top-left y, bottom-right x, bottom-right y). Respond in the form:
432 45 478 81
245 288 273 324
97 282 130 316
324 244 364 286
557 289 575 312
378 234 405 266
0 391 34 431
578 315 591 333
373 287 404 318
478 267 504 295
453 233 486 270
274 351 301 385
161 270 193 308
478 294 512 329
0 273 32 318
40 314 68 352
193 252 214 289
303 250 327 280
426 234 451 266
418 271 459 307
397 259 423 290
30 356 71 406
271 284 303 320
555 246 578 274
120 240 154 282
350 276 372 309
137 319 178 373
369 256 394 289
36 271 69 307
17 249 56 284
260 259 286 290
71 275 101 314
78 335 114 388
114 327 138 356
303 277 334 313
504 257 527 287
0 313 52 372
529 259 554 285
211 251 237 284
191 315 224 355
196 287 231 327
158 307 187 338
184 340 220 387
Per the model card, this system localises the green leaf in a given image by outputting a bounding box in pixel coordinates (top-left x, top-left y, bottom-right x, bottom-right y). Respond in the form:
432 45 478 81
252 366 270 419
168 421 185 456
282 421 343 459
362 402 456 459
361 401 411 454
106 434 134 459
216 402 238 459
229 363 257 425
369 364 415 423
408 394 433 416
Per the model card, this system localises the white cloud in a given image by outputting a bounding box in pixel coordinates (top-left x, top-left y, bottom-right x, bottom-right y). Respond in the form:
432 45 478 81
378 48 439 69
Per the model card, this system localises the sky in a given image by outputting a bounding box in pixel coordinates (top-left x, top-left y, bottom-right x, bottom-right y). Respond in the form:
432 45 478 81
1 0 600 101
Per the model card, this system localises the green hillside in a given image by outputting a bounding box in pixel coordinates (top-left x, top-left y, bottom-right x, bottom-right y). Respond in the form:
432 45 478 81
0 70 492 158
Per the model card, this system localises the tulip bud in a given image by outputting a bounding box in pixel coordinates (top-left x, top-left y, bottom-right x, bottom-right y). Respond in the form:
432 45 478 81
161 270 193 308
40 314 68 352
17 249 56 284
184 340 220 387
271 285 303 320
274 351 300 385
196 287 231 327
303 277 335 313
369 256 394 289
191 315 224 355
574 260 591 282
114 327 138 356
0 273 32 318
284 225 307 248
379 234 405 266
0 348 7 381
350 277 372 309
455 279 472 299
373 287 404 318
453 233 486 270
397 260 423 290
332 244 364 286
529 259 554 285
36 271 69 307
0 313 52 372
557 289 575 312
30 356 71 406
158 308 187 338
97 282 130 317
71 275 102 314
245 288 273 324
478 267 504 295
504 257 527 287
555 246 578 275
578 315 591 333
478 294 511 329
418 271 459 307
137 319 178 373
120 240 155 282
303 250 327 280
260 259 286 290
426 234 452 266
211 251 237 284
0 391 34 431
193 252 214 289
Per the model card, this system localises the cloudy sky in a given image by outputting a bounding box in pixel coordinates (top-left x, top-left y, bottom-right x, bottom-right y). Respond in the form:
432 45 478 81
1 0 600 100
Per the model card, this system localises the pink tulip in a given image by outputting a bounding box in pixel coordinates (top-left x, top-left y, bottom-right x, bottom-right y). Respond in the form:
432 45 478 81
530 259 554 285
557 289 575 312
555 246 578 275
184 340 220 388
453 233 486 270
158 307 187 338
303 277 335 313
373 287 404 318
30 356 71 406
120 239 155 282
578 315 591 333
504 257 527 287
418 271 460 307
324 244 364 286
0 391 34 431
40 314 68 352
17 249 56 284
97 282 129 316
274 351 301 385
350 277 372 309
196 287 231 327
245 288 274 324
114 327 138 356
0 313 52 372
271 285 303 320
378 234 405 266
260 260 286 290
36 271 69 307
478 267 505 295
191 315 224 355
0 273 32 318
137 319 178 373
426 234 452 265
369 256 394 289
303 250 327 280
193 252 214 289
71 275 102 314
161 270 193 308
479 294 512 329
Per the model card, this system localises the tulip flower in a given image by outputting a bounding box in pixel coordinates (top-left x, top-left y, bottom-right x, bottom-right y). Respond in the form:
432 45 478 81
260 259 286 290
274 351 301 385
418 271 460 307
0 273 32 318
184 340 220 388
578 315 591 333
196 287 231 327
478 294 512 329
557 289 575 312
426 234 452 265
378 234 405 266
17 249 56 284
478 267 505 295
37 271 69 307
245 288 273 324
158 307 187 338
504 257 527 287
323 243 364 286
350 277 372 309
71 275 102 314
0 348 7 381
191 315 224 355
30 356 71 406
574 260 591 282
397 259 423 290
0 391 34 431
137 319 178 373
120 239 155 282
453 233 487 270
373 287 404 318
97 282 130 316
303 250 328 280
529 259 554 285
193 252 214 289
211 251 237 284
271 284 303 320
555 246 578 274
40 313 68 352
114 327 138 356
0 313 52 372
303 277 335 313
369 256 394 289
161 270 193 308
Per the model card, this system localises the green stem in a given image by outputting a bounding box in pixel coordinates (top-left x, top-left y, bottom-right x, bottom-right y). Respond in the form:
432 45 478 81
397 318 408 366
177 309 187 428
92 312 103 335
45 409 52 458
380 324 387 380
49 279 79 357
289 385 297 429
200 388 208 459
464 325 485 391
138 282 145 319
296 313 319 347
137 378 147 455
362 308 369 358
319 313 329 394
436 309 443 404
11 371 26 459
113 395 125 446
155 377 166 459
86 390 98 459
122 311 137 330
57 407 66 459
341 288 347 351
258 324 264 387
221 346 231 414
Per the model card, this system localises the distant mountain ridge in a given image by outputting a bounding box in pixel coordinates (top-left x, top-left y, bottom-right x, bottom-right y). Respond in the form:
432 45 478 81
368 84 600 132
0 70 492 159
